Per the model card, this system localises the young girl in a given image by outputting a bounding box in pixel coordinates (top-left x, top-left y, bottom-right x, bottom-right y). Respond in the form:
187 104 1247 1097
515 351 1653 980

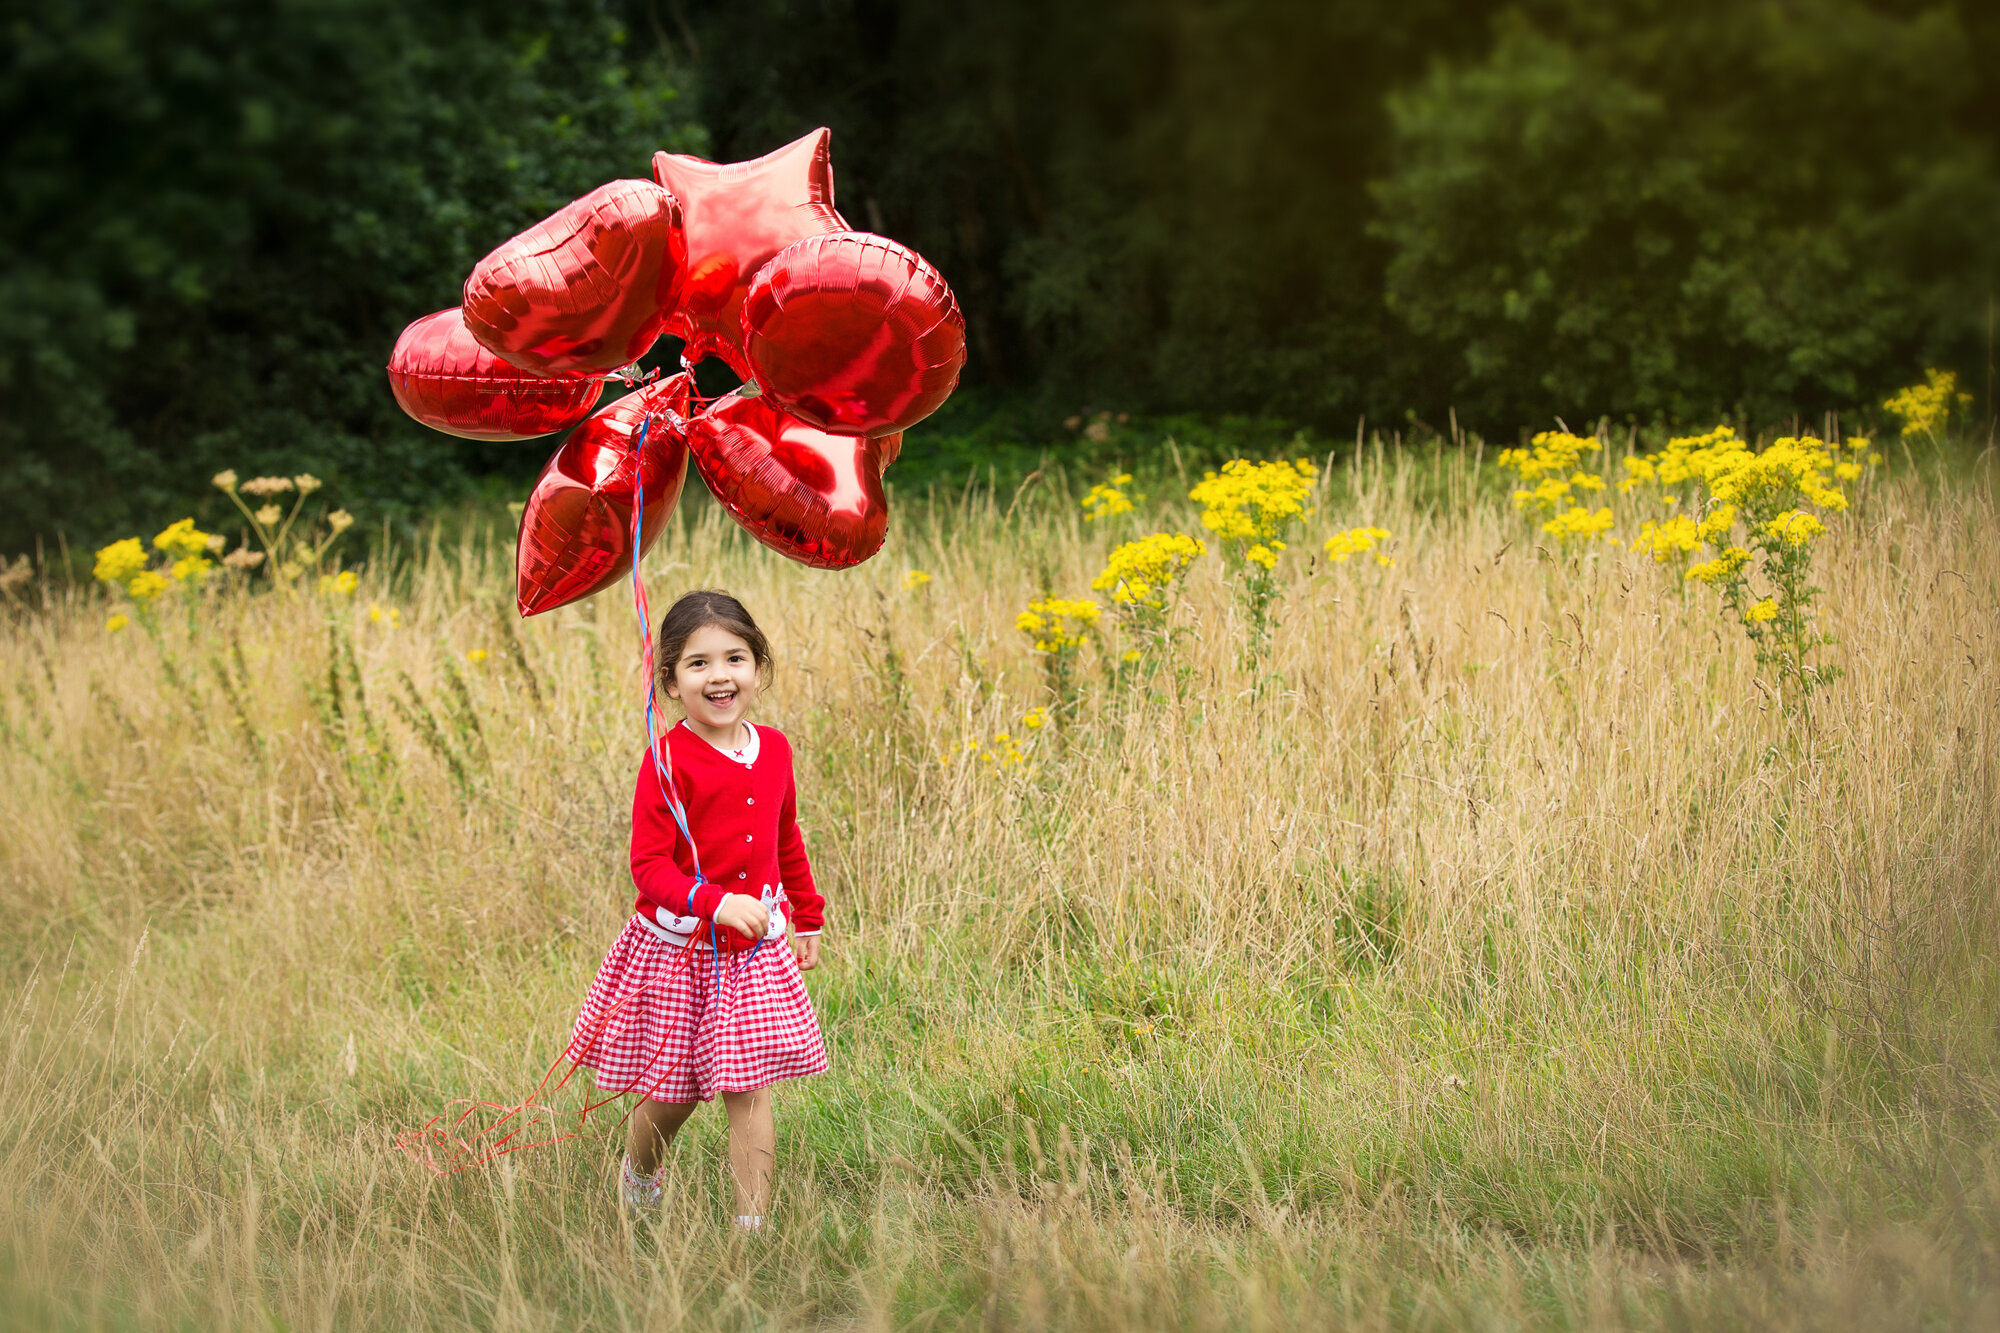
568 590 827 1227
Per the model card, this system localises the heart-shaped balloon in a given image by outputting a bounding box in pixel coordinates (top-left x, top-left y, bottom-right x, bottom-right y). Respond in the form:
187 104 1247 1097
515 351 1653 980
463 179 687 376
742 231 965 437
686 391 896 569
516 374 693 617
387 309 601 440
651 128 849 380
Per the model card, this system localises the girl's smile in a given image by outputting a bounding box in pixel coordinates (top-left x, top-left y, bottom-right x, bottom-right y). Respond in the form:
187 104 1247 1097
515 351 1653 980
666 624 762 746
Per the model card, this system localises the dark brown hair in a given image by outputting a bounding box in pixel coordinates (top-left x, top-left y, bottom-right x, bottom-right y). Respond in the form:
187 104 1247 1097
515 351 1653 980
656 590 773 694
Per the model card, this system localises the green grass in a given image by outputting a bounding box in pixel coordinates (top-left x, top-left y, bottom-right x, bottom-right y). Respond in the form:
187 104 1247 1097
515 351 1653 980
0 434 1996 1329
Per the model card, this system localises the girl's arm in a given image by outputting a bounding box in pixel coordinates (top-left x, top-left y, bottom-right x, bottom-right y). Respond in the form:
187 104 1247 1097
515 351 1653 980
630 750 726 922
777 766 824 938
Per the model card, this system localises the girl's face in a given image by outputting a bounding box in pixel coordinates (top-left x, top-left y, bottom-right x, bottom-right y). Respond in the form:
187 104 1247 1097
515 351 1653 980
665 623 761 732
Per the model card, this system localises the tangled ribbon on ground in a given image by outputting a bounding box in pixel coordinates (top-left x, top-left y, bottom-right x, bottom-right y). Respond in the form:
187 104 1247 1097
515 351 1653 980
395 405 766 1176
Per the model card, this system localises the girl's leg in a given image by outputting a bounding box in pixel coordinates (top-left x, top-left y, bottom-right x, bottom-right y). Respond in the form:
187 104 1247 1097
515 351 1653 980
627 1099 699 1176
719 1088 775 1221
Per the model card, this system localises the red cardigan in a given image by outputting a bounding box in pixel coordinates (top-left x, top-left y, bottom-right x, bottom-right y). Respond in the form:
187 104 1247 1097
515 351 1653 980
629 722 824 951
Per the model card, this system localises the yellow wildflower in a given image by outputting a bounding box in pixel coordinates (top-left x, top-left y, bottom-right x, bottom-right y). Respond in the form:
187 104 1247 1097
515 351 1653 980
319 570 358 596
1091 531 1205 607
1745 598 1779 623
1630 515 1701 562
1542 505 1614 543
1016 597 1099 653
1188 458 1316 544
1081 474 1136 523
1764 510 1826 547
1618 456 1657 492
1499 433 1605 512
466 648 489 664
170 555 213 583
93 538 148 587
152 518 213 560
1695 504 1738 543
1686 547 1752 585
1323 526 1392 564
126 570 169 602
1245 543 1278 570
368 603 402 629
903 569 932 591
1122 649 1142 663
1883 368 1970 439
1021 705 1048 730
106 614 130 632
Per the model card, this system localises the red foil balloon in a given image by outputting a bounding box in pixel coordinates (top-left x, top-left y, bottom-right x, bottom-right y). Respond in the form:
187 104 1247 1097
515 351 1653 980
387 309 601 441
651 128 849 379
743 231 966 437
686 391 895 569
463 180 688 376
516 374 693 617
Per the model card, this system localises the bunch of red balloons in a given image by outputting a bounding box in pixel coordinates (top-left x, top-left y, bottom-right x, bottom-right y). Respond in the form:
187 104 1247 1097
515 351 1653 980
386 129 965 615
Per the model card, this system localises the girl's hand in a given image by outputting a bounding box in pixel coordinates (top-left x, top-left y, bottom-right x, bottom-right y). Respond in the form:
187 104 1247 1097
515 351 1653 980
790 934 820 971
713 893 770 941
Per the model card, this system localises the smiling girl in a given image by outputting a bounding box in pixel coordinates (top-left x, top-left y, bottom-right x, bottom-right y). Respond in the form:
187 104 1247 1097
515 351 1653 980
566 590 827 1228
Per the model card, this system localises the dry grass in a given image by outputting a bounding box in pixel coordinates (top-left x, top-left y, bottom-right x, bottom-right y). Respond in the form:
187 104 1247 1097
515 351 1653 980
1 438 1997 1330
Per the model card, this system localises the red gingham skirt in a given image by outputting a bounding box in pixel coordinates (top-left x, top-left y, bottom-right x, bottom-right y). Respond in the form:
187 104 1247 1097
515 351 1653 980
568 915 828 1102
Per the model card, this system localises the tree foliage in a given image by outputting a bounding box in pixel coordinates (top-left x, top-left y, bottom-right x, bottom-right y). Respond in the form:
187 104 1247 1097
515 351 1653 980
0 0 702 555
1372 0 2000 427
4 0 1995 556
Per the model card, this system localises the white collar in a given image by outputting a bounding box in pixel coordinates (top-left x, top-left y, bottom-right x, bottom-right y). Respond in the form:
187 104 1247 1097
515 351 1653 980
681 718 759 767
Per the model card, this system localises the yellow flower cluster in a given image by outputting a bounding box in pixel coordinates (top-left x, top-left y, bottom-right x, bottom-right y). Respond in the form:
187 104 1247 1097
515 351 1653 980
1500 432 1604 512
1630 514 1698 562
1021 705 1049 730
1745 598 1779 623
1188 458 1316 546
1091 531 1205 608
94 518 220 601
1623 427 1848 512
319 570 358 597
369 603 402 629
1883 368 1972 440
1543 505 1614 543
1081 474 1136 523
1686 546 1752 585
903 569 932 591
1016 597 1099 653
93 538 148 588
1322 526 1393 566
1764 509 1826 548
1630 505 1738 563
1245 542 1283 570
1498 432 1613 543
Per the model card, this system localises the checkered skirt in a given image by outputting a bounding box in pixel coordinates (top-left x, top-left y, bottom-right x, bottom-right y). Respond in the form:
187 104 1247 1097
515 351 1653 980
568 915 828 1102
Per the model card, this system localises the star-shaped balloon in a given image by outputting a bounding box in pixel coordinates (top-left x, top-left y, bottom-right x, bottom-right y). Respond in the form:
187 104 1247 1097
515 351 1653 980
652 127 849 379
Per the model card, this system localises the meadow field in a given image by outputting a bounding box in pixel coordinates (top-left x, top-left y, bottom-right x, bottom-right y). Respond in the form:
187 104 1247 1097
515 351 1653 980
2 431 1997 1329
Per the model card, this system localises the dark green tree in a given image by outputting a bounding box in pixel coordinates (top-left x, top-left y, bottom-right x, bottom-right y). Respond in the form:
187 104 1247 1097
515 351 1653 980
1371 0 2000 431
1 0 703 556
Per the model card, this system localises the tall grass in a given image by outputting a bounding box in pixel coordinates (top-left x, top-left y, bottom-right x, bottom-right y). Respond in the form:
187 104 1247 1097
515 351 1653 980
1 439 1997 1330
